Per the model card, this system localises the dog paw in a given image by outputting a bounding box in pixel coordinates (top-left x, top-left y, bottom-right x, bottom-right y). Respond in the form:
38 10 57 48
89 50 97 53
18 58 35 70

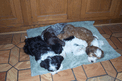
99 40 104 46
25 36 28 39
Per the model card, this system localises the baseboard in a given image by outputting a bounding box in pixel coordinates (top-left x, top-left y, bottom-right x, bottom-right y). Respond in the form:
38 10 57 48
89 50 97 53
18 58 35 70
94 22 122 26
0 22 122 35
0 31 26 35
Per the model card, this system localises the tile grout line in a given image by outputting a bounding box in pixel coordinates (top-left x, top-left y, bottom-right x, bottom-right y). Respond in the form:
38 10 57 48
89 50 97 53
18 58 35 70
39 75 41 81
17 70 19 81
109 35 119 49
100 62 108 75
8 49 12 66
81 65 88 80
71 68 77 81
109 60 119 80
87 74 108 80
20 33 23 43
5 71 7 81
95 26 106 34
116 37 122 45
51 74 53 81
11 34 14 44
18 48 21 62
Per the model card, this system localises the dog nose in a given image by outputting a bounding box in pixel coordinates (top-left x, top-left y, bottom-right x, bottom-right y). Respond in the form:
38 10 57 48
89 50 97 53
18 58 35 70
91 61 93 63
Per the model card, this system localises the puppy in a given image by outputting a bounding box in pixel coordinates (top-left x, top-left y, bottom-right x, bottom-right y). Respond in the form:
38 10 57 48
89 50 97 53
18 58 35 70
86 46 104 63
23 36 64 74
60 36 88 56
41 23 67 40
40 55 64 75
43 31 65 54
58 24 104 63
41 23 66 54
58 24 94 46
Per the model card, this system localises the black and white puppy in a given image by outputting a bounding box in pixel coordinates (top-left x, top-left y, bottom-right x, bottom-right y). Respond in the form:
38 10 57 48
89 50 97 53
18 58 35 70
23 36 64 74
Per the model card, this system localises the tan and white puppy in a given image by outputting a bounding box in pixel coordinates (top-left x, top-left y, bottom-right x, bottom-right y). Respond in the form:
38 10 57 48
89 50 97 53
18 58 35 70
57 24 104 63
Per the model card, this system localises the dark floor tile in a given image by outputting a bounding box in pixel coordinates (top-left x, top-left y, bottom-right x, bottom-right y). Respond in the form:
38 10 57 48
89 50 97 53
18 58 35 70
0 34 13 45
0 72 6 81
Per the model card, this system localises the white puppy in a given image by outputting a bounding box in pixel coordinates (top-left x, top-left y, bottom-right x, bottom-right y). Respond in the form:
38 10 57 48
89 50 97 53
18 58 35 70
61 36 88 56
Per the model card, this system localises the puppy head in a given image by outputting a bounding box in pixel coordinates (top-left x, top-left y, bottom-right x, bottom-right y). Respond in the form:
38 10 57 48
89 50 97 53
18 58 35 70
23 38 34 56
51 43 63 54
86 46 104 63
40 55 64 72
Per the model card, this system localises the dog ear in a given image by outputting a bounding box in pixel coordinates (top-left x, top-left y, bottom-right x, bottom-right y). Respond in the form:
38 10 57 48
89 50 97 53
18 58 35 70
101 50 104 58
40 59 50 69
51 43 63 54
23 44 29 54
23 39 31 55
23 39 34 56
52 56 64 63
86 46 90 55
57 56 64 62
58 39 65 46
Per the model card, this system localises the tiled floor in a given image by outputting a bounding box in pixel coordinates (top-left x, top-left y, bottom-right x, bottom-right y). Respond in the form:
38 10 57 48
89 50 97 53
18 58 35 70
0 24 122 81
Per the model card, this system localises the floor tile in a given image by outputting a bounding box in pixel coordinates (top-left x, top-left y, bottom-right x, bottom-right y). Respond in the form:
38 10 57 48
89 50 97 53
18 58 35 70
83 62 106 78
21 33 27 42
19 48 30 61
73 66 86 81
9 47 19 66
101 60 117 77
101 34 110 38
53 69 75 81
101 26 112 35
106 39 117 49
6 67 17 81
112 33 122 37
110 36 122 50
110 56 122 72
94 20 110 25
15 61 30 70
115 79 121 81
116 72 122 80
12 33 21 45
107 25 122 33
0 72 6 81
0 50 10 64
87 75 114 81
0 44 15 50
96 27 105 34
18 69 40 81
17 42 25 48
115 49 122 56
118 38 122 42
0 64 11 72
0 34 13 45
41 73 52 81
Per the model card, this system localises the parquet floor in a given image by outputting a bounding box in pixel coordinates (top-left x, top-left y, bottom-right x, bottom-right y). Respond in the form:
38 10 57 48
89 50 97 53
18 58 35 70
0 24 122 81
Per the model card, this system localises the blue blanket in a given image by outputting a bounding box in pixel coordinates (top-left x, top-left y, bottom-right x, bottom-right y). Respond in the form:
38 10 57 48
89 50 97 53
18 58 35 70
27 21 121 76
